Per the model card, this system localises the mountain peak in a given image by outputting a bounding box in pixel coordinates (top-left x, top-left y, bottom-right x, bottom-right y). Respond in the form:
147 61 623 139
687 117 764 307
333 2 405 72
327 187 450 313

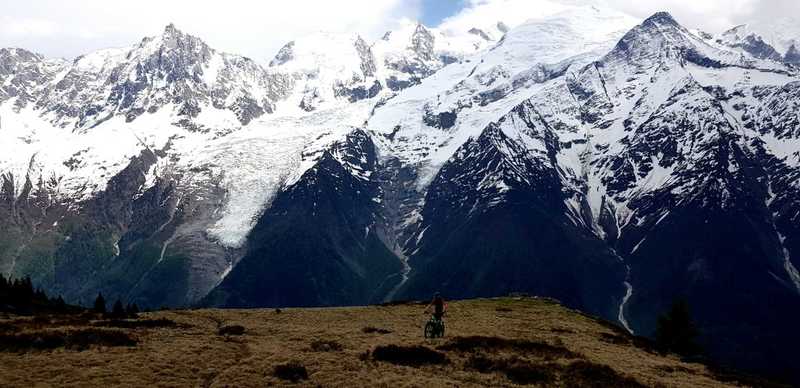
160 23 192 41
413 22 430 35
131 22 211 60
0 47 43 61
602 10 698 66
410 23 435 61
642 11 680 28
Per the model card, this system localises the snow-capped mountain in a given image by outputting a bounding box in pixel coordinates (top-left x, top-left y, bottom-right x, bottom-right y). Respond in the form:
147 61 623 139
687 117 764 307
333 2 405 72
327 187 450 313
0 48 65 109
2 4 800 382
712 17 800 64
0 13 503 309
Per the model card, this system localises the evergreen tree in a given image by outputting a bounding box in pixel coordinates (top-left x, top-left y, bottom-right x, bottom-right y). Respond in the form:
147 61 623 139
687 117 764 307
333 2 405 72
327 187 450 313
93 293 107 314
655 299 701 356
111 299 126 319
53 296 68 313
125 303 140 318
0 274 8 303
21 277 34 300
0 275 75 314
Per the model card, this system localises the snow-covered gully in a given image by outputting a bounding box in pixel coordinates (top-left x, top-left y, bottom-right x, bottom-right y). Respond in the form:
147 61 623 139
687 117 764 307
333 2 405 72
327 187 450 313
778 232 800 294
766 194 800 294
382 251 411 302
612 250 634 334
619 274 634 334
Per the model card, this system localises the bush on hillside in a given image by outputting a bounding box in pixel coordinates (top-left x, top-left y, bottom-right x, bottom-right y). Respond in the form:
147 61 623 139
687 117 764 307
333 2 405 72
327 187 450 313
218 324 245 336
273 361 308 382
654 299 701 357
372 345 448 367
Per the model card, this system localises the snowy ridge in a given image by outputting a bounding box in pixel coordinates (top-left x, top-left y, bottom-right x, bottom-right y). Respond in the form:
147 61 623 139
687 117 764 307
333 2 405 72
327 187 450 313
368 5 638 191
716 18 800 62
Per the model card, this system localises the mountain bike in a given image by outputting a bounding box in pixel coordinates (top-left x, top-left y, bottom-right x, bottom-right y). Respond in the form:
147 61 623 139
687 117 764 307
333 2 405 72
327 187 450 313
424 314 445 338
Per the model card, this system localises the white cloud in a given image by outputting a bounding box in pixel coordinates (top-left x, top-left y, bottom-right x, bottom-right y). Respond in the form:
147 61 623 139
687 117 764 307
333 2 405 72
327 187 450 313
1 18 59 37
2 0 799 61
602 0 759 32
438 0 575 34
0 0 421 61
441 0 800 35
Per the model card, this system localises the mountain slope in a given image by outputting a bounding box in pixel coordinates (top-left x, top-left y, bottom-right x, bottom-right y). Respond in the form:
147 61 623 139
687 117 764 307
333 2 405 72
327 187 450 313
204 129 403 307
488 12 800 380
397 104 627 322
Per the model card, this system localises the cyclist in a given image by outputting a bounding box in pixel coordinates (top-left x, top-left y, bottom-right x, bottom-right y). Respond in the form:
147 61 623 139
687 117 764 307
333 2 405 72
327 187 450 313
425 292 447 321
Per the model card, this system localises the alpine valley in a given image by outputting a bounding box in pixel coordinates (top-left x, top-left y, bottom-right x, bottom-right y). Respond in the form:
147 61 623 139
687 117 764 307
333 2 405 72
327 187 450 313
1 0 799 381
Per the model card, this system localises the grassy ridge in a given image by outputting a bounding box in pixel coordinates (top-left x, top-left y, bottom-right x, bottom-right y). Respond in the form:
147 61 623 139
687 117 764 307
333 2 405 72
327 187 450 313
0 297 781 387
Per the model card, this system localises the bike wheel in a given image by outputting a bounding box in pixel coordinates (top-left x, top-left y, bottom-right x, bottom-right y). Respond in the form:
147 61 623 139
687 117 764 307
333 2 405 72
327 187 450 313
424 322 435 338
438 322 445 338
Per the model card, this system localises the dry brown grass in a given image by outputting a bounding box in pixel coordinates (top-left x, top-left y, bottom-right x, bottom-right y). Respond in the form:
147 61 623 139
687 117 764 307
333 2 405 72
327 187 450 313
0 297 741 387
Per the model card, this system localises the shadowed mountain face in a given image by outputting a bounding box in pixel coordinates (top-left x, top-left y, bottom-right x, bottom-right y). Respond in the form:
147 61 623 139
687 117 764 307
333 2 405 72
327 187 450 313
204 130 403 308
397 111 626 320
1 8 800 383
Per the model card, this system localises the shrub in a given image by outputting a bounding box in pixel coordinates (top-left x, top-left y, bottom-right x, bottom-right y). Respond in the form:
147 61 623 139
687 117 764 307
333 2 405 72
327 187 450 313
0 331 65 351
600 332 629 345
465 355 556 385
66 329 137 350
502 362 553 384
273 361 308 382
0 322 18 333
94 318 178 329
372 345 448 367
309 340 342 352
707 363 791 388
438 336 579 360
218 325 245 336
562 360 646 388
0 329 136 352
362 326 391 334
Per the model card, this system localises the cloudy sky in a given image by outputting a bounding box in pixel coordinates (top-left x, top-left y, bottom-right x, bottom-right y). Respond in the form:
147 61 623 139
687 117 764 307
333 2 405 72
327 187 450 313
1 0 798 61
